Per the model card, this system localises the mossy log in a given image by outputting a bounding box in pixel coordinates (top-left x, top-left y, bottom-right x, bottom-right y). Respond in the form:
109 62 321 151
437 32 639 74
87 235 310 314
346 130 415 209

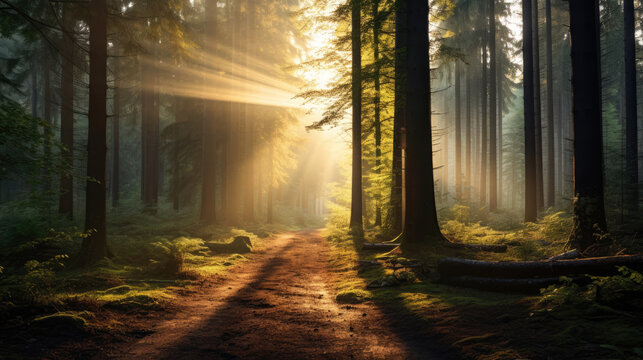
443 242 507 253
438 255 643 279
362 242 506 253
439 275 592 294
362 243 399 251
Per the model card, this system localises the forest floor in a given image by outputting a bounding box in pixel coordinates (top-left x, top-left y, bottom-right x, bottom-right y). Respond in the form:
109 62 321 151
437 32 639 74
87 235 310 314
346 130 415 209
19 229 451 360
2 226 642 359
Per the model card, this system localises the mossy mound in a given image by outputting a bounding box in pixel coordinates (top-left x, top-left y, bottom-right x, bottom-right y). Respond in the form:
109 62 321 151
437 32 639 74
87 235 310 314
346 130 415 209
32 312 91 333
207 236 252 254
100 285 133 295
335 289 372 304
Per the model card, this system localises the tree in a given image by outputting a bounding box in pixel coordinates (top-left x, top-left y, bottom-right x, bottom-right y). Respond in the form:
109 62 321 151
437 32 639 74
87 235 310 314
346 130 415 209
488 0 497 211
387 0 406 236
567 0 608 252
523 0 538 223
349 0 363 234
624 0 639 215
532 0 544 212
398 0 443 250
200 0 218 224
544 0 555 209
58 4 74 218
79 0 108 265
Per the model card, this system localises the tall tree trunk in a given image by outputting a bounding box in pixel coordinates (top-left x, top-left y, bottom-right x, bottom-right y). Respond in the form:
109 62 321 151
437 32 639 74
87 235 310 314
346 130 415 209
398 0 443 249
455 60 462 201
568 0 608 251
497 52 503 208
201 0 218 224
80 0 108 265
387 0 406 235
480 41 488 206
267 123 274 224
111 51 120 208
533 0 545 211
141 62 159 211
243 0 255 222
523 0 538 222
624 0 639 215
59 7 74 218
43 57 52 196
373 0 382 227
545 0 555 208
488 0 497 211
465 64 472 203
349 0 363 234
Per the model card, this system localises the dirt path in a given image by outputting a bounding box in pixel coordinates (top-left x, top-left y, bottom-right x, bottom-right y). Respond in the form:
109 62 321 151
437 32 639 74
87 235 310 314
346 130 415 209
96 229 444 360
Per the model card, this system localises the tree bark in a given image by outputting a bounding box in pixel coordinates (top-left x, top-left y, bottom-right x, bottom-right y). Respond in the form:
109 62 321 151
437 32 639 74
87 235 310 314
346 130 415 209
480 40 488 206
80 0 108 265
111 52 119 208
488 0 497 211
373 0 382 227
533 0 545 212
624 0 639 215
398 0 443 249
387 0 406 236
567 0 608 252
349 0 363 234
545 0 555 209
523 0 538 222
455 60 462 201
201 0 218 224
59 6 74 218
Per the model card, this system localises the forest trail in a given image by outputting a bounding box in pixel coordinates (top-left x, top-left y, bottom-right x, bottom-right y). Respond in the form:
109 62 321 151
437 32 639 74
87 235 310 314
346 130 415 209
97 230 442 360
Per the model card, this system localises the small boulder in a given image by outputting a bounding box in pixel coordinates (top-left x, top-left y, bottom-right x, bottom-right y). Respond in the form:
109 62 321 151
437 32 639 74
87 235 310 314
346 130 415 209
32 312 89 333
207 236 252 254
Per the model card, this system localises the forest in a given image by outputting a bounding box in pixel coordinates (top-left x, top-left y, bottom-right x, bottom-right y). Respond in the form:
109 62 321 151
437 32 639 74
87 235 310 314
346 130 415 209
0 0 642 359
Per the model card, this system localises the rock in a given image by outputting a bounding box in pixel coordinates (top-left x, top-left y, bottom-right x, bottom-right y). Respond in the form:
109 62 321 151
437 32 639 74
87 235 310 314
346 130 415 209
207 236 252 254
32 312 89 333
380 275 399 287
101 285 132 295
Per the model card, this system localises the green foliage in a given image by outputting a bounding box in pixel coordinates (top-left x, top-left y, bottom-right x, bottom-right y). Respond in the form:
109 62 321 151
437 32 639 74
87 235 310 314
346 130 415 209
147 237 207 276
0 99 46 182
23 254 69 302
539 267 643 310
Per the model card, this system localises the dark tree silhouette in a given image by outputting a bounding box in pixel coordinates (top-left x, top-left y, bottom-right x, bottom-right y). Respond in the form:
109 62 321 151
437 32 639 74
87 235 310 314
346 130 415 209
568 0 608 252
523 0 538 222
349 0 363 234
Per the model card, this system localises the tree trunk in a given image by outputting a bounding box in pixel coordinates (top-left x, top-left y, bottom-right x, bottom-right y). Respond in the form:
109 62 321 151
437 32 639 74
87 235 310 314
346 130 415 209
243 0 255 222
480 40 488 206
523 0 538 222
43 57 52 196
533 0 544 212
465 64 472 203
201 0 218 224
488 0 497 211
373 0 382 227
79 0 108 265
349 0 363 234
567 0 608 252
455 60 462 201
387 0 406 236
545 0 555 209
497 54 503 209
624 0 639 215
59 6 74 218
398 0 443 249
111 52 120 208
141 62 159 212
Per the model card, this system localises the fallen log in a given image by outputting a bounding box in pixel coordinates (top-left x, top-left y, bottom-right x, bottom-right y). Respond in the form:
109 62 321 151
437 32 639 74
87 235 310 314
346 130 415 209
438 255 643 279
547 249 581 261
444 242 507 253
362 243 399 251
439 275 592 294
362 242 507 253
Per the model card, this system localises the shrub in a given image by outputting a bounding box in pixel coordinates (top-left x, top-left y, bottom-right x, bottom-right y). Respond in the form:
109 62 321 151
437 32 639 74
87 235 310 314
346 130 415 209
147 237 206 276
23 254 69 303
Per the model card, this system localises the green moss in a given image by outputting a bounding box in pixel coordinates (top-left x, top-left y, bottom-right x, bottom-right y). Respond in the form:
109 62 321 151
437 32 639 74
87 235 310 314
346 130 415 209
335 289 372 304
32 312 90 332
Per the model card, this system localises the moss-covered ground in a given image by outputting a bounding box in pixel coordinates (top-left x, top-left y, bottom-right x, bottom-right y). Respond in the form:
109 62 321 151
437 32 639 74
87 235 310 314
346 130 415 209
325 208 643 360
